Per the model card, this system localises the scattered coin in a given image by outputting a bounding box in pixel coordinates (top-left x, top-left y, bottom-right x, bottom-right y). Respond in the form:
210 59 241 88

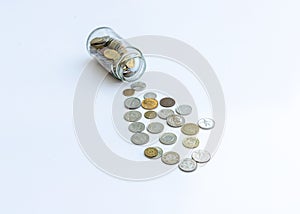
130 132 149 145
166 115 185 127
181 123 199 135
182 137 200 149
141 98 158 110
147 122 164 134
159 133 177 145
160 97 176 107
158 109 174 119
191 150 211 163
152 147 163 159
130 81 146 91
123 111 142 122
122 88 135 96
144 147 158 158
124 97 141 109
161 151 180 165
144 111 157 119
178 158 197 172
176 105 192 115
144 92 157 99
198 118 215 130
128 122 145 133
103 48 121 61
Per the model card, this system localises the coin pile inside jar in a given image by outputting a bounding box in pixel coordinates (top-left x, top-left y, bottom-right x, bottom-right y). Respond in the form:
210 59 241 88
122 81 215 173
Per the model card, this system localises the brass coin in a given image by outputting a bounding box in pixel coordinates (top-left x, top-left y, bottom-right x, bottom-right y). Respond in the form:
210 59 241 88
160 97 175 107
144 147 158 158
123 88 135 96
103 48 121 61
144 111 157 119
125 58 135 69
90 36 109 49
141 98 158 110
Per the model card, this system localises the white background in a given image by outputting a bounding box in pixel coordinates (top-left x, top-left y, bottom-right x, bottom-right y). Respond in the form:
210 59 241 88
1 0 299 213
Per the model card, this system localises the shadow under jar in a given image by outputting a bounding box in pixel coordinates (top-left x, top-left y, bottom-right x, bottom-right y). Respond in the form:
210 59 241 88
86 27 146 82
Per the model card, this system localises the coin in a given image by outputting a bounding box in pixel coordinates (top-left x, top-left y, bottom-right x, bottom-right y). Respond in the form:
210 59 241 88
178 158 197 172
123 88 135 96
124 97 141 109
166 115 185 127
130 81 146 91
125 58 135 69
158 109 174 119
144 111 157 119
181 123 199 135
160 97 175 107
161 151 180 165
130 132 149 145
123 111 142 122
128 122 145 133
147 122 164 134
152 147 163 159
175 105 192 115
144 92 157 99
107 39 122 50
182 137 200 149
103 48 121 61
198 118 215 130
191 150 211 163
90 36 109 49
141 98 158 110
159 133 177 145
144 147 158 158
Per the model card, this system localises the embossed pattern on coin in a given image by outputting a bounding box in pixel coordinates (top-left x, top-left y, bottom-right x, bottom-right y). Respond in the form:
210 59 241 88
166 115 185 127
103 48 121 61
123 111 142 122
130 81 146 91
122 88 135 96
160 97 176 107
144 92 157 99
159 133 177 145
176 105 192 115
182 137 200 149
128 122 145 133
158 109 174 119
152 147 163 159
124 97 141 109
161 151 180 165
181 123 199 135
144 147 158 158
178 158 197 172
191 150 211 163
130 133 149 145
147 122 164 134
144 111 157 119
198 118 215 130
141 98 158 110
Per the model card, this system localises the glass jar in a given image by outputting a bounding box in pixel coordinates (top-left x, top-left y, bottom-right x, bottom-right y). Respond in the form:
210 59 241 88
86 27 146 82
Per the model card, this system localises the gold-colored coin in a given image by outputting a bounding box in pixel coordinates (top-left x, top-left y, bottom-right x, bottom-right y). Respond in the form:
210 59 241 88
90 36 109 49
144 110 157 119
103 48 121 61
141 98 158 110
144 147 158 158
125 58 135 69
108 39 122 50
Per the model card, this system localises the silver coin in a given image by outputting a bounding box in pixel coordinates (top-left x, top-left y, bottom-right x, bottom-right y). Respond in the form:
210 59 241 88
198 118 215 130
152 146 163 159
181 123 199 135
166 115 185 127
158 109 174 119
147 122 164 134
161 151 180 165
159 133 177 145
130 132 149 145
176 105 192 115
130 81 146 91
123 111 142 122
124 97 141 109
128 122 145 133
191 150 211 163
182 137 200 149
178 158 197 172
143 92 157 99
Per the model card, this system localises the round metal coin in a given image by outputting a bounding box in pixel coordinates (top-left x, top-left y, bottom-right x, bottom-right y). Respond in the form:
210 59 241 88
178 158 197 172
182 137 200 149
130 132 149 145
123 111 142 122
147 122 164 134
159 133 177 145
160 97 175 107
143 92 157 99
144 111 157 119
103 48 121 61
152 147 163 159
181 123 199 135
130 81 146 91
124 97 141 109
158 109 174 119
141 98 158 110
144 147 158 158
128 122 145 133
175 104 192 115
161 151 180 165
198 118 215 130
122 88 135 96
166 115 185 127
191 150 211 163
